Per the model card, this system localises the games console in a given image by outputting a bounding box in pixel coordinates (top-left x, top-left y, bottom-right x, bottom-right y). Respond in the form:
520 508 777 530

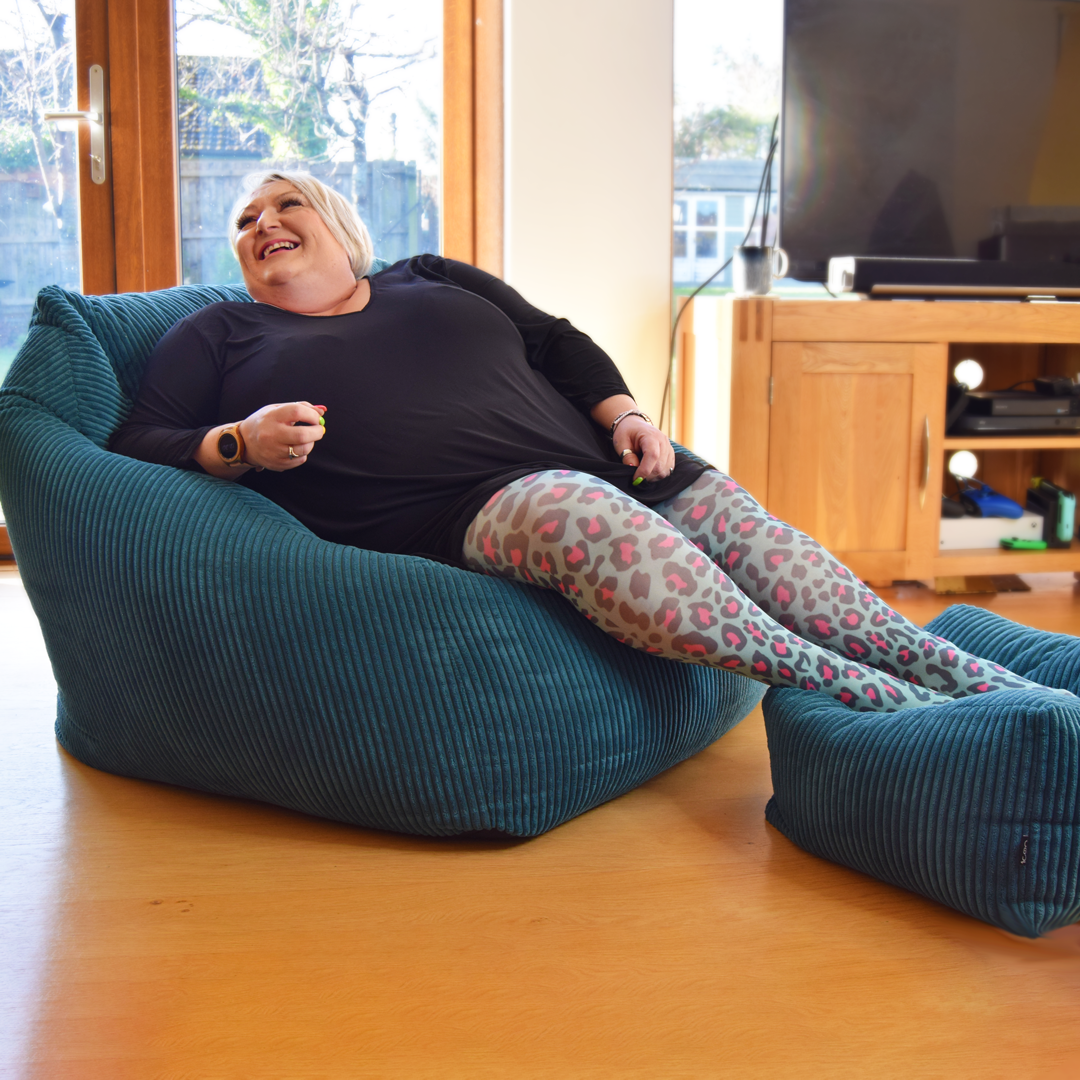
1027 479 1077 547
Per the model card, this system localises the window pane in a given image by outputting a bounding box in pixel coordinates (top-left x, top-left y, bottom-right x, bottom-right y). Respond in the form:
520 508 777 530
673 230 687 258
696 200 717 227
0 0 79 382
695 231 717 258
673 199 687 226
675 0 782 292
175 0 442 285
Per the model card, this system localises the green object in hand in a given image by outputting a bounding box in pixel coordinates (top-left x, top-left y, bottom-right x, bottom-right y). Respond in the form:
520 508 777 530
1000 538 1047 550
319 416 325 427
633 476 644 487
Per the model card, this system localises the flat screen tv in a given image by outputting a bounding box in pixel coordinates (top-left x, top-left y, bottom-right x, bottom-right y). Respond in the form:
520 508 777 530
781 0 1080 282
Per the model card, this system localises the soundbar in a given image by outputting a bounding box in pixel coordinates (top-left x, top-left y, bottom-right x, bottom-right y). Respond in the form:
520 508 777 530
827 257 1080 299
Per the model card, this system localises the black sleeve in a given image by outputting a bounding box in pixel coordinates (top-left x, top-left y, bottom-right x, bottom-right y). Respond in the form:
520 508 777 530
108 315 222 468
412 255 634 415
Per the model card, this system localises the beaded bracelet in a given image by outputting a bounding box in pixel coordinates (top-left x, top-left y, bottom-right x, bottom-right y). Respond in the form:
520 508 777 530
609 409 652 438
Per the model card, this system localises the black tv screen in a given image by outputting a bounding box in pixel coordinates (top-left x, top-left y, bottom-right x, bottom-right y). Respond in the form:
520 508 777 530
781 0 1080 282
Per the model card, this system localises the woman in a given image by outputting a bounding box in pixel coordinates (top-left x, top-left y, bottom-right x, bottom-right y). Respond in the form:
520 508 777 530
111 170 1044 712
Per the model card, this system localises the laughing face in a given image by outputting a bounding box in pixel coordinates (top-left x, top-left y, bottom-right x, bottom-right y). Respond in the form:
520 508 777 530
234 180 355 305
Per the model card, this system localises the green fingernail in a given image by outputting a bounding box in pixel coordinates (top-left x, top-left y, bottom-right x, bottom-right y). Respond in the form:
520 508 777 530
633 476 644 487
319 417 325 427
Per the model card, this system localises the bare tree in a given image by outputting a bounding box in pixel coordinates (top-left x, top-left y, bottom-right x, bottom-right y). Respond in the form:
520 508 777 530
0 0 76 231
178 0 436 213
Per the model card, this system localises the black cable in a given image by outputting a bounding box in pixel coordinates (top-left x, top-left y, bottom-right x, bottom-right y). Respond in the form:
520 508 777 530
761 142 772 247
660 116 779 431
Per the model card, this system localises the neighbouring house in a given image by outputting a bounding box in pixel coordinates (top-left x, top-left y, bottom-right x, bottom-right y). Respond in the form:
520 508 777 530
673 158 777 287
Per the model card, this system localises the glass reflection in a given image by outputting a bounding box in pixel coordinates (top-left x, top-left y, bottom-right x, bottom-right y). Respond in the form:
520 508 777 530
175 0 442 285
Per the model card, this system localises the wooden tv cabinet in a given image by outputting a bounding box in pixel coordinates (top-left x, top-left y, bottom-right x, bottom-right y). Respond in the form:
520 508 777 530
676 295 1080 586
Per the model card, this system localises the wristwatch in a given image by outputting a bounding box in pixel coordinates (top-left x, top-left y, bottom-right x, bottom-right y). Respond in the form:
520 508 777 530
217 423 248 468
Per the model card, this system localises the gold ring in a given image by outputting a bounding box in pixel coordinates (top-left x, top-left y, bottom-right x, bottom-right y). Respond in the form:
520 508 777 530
288 446 298 459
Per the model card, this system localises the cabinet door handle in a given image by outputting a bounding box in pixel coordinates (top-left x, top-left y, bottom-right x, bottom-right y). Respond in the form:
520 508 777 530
919 414 930 510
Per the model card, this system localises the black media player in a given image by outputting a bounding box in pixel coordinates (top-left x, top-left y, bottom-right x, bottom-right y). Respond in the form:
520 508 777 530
950 414 1080 435
964 391 1080 417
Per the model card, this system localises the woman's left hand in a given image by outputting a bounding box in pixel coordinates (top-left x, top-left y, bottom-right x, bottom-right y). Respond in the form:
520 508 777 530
613 416 676 482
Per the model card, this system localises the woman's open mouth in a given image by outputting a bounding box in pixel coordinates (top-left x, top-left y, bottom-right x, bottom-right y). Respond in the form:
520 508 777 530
260 240 299 260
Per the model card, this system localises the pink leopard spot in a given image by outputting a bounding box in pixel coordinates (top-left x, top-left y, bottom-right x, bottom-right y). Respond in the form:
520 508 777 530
667 573 689 589
566 546 585 565
775 585 792 604
619 542 636 564
510 548 523 567
690 505 708 520
538 520 560 537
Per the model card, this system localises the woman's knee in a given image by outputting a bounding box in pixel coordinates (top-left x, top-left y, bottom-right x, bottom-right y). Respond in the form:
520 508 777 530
463 469 686 586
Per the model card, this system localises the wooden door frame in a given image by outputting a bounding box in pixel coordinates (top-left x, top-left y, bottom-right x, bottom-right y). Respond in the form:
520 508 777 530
75 0 181 294
444 0 504 274
73 0 502 296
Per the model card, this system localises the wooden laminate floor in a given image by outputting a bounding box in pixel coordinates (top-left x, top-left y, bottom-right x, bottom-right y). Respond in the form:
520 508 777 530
3 562 1080 1079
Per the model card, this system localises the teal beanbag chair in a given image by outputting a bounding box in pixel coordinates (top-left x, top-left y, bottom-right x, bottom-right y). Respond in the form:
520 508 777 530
0 283 764 837
764 605 1080 937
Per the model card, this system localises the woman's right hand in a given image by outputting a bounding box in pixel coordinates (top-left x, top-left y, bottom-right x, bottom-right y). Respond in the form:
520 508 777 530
194 401 326 479
240 401 326 471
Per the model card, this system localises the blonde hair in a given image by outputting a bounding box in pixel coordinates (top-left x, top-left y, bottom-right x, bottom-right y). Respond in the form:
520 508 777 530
228 170 376 279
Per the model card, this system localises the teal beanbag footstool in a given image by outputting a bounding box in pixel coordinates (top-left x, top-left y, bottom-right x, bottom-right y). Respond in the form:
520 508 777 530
764 605 1080 936
0 284 764 837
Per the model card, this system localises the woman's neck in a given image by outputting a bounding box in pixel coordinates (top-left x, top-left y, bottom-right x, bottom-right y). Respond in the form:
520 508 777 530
253 276 371 317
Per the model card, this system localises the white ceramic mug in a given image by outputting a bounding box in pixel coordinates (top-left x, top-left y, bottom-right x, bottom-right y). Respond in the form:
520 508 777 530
732 245 790 296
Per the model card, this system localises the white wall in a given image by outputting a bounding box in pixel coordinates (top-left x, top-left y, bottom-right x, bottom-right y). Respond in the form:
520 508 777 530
504 0 674 418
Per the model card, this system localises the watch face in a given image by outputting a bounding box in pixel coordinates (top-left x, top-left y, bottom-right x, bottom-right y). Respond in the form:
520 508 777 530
218 432 239 460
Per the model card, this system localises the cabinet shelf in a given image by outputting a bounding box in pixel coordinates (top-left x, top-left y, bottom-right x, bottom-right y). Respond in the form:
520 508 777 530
943 436 1080 450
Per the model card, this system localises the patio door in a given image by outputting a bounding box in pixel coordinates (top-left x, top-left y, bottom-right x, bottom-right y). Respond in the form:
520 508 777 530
59 0 500 301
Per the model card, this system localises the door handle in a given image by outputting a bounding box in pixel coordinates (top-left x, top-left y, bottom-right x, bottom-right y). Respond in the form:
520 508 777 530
43 65 106 185
919 414 930 510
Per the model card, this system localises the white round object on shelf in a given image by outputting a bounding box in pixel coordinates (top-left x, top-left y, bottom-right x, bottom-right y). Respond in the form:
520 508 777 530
953 359 985 389
949 450 979 478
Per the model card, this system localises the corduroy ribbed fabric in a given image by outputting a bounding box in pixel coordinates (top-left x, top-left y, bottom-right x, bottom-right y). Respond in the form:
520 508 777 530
763 604 1080 936
0 283 764 837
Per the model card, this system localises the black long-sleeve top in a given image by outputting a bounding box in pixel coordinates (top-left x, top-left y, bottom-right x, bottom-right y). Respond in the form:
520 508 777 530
110 256 707 564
